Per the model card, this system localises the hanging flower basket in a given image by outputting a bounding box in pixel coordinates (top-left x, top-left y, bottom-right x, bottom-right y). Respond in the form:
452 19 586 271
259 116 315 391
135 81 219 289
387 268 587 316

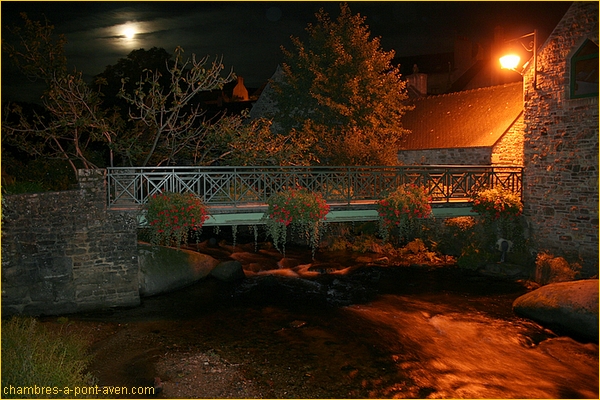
145 192 209 247
377 184 432 243
471 186 523 241
264 187 330 257
471 186 523 221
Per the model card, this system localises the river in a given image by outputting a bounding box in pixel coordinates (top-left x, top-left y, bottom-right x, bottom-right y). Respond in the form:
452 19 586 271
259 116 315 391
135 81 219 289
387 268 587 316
57 242 598 398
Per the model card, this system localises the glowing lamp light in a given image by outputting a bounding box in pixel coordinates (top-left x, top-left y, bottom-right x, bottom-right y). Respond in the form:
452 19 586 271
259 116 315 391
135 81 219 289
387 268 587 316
499 54 521 70
498 29 538 89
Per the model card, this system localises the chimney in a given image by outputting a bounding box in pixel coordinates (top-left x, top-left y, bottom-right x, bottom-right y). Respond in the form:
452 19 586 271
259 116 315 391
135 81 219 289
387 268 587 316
406 64 428 96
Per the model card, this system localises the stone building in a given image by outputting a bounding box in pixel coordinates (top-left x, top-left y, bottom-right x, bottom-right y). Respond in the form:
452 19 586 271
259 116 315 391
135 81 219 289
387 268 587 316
397 82 524 166
521 1 598 271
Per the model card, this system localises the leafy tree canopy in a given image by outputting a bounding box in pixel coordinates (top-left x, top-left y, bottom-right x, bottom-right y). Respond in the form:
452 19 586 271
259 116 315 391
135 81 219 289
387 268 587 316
272 3 412 165
94 47 173 114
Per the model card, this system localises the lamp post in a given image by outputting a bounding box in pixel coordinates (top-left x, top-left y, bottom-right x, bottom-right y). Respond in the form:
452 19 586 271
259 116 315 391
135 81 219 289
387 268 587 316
499 29 537 89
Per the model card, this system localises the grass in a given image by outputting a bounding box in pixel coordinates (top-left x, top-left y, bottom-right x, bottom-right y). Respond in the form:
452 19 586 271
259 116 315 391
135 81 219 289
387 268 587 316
1 317 97 398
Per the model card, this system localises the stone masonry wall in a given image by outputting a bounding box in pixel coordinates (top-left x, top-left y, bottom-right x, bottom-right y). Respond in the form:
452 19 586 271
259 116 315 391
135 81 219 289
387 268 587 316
522 2 599 271
397 147 492 165
2 169 140 315
491 114 525 166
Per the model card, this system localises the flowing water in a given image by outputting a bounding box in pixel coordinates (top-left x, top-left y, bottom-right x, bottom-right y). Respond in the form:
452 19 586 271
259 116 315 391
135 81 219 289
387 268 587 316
56 244 598 399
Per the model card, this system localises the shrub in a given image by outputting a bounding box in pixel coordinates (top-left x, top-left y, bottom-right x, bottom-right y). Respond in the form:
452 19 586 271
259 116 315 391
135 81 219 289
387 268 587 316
145 192 209 247
377 184 432 243
1 317 96 398
264 187 330 257
535 252 581 285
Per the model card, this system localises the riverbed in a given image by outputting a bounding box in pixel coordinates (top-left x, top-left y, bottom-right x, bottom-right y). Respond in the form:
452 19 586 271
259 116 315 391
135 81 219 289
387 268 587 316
43 242 598 398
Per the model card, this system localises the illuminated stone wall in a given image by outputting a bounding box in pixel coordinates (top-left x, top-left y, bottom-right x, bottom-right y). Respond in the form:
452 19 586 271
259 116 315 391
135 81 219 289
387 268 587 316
491 114 525 166
522 1 599 271
397 147 491 165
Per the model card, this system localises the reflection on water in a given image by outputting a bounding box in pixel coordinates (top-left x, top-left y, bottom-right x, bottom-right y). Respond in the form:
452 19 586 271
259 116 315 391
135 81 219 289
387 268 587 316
75 248 598 399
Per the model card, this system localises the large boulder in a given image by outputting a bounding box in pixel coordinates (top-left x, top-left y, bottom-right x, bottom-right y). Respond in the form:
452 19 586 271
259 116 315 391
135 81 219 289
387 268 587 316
138 243 219 297
211 260 246 282
513 279 599 341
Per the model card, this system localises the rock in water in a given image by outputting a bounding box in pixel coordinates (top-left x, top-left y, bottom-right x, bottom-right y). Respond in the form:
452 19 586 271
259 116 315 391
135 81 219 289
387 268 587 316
211 260 246 282
138 243 219 297
513 279 599 341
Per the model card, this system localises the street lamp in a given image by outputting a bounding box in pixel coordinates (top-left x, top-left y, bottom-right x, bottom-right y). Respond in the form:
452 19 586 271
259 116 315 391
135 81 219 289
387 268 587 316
499 29 537 89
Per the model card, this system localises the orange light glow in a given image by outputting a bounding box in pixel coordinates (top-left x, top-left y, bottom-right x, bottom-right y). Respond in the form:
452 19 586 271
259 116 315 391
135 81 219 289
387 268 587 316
499 54 521 70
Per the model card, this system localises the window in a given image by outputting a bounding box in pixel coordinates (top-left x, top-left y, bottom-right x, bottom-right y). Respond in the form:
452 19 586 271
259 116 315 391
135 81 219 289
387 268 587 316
570 40 599 99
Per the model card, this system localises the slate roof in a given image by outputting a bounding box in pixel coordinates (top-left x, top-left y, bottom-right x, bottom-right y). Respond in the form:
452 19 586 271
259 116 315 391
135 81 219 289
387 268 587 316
399 82 523 150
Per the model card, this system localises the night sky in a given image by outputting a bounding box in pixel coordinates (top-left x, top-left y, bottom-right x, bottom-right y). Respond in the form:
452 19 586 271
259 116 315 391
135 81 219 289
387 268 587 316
2 1 572 103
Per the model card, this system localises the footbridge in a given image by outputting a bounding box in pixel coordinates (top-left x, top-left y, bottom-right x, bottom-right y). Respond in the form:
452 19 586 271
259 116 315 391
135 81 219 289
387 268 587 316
107 165 523 226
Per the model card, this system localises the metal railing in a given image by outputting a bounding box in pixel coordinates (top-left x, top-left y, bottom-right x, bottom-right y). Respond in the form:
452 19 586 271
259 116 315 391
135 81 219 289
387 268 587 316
106 165 523 209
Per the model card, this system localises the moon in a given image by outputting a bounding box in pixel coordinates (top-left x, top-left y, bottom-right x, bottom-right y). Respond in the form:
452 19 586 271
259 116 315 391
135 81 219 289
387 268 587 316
123 27 136 39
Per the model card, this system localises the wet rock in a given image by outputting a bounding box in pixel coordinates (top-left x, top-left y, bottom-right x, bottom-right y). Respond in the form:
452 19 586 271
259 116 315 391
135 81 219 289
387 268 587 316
355 256 375 264
308 261 345 274
243 263 267 273
138 243 219 297
513 279 599 341
230 251 279 270
232 275 327 306
211 260 246 282
369 257 390 266
289 320 307 328
278 257 302 269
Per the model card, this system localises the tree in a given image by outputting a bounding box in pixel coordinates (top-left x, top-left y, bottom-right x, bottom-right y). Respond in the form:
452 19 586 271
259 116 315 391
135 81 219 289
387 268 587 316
272 3 412 165
94 47 173 117
114 48 315 167
2 14 310 180
2 14 119 174
214 111 316 166
116 47 236 166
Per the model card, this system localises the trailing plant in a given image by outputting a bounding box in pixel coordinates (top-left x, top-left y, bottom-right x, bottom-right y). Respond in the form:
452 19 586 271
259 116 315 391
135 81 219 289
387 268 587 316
377 184 432 243
145 192 209 247
471 186 524 243
264 187 330 257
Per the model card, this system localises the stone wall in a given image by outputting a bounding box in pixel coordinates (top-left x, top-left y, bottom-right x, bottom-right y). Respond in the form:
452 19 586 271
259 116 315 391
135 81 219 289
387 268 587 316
491 114 525 166
2 169 140 315
397 147 492 165
522 2 599 271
